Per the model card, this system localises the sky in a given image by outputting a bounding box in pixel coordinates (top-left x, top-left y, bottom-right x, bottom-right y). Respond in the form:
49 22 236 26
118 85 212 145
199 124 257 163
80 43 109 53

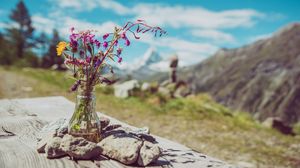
0 0 300 69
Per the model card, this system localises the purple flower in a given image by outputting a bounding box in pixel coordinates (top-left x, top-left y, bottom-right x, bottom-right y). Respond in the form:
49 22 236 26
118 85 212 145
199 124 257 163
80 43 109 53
95 40 101 48
79 50 84 57
86 56 91 63
117 47 122 55
114 40 118 46
103 33 110 40
69 33 78 41
125 39 130 46
70 39 78 48
118 57 122 63
103 41 108 48
70 80 80 91
121 33 126 39
86 34 95 44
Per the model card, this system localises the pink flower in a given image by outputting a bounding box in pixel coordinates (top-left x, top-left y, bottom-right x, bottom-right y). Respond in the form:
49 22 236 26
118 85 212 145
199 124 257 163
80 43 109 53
125 39 130 46
95 40 101 48
121 33 126 39
103 41 108 48
103 33 110 40
117 48 122 55
118 57 122 63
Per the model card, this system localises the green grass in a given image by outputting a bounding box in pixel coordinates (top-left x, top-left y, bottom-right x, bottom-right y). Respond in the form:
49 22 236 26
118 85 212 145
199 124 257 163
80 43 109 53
0 66 299 167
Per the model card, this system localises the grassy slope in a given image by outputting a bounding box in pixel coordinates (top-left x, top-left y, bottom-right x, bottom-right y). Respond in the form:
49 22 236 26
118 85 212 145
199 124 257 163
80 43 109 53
0 66 299 168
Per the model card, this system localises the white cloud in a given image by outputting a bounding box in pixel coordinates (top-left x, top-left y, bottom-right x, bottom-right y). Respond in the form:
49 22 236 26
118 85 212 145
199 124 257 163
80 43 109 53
59 17 117 37
97 0 130 15
51 0 130 14
50 0 98 11
132 4 263 29
52 0 264 30
32 14 118 38
191 29 235 43
32 15 56 34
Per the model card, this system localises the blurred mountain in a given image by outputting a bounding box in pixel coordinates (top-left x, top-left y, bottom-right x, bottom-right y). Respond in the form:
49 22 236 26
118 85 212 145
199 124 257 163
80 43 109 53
122 47 169 80
179 23 300 125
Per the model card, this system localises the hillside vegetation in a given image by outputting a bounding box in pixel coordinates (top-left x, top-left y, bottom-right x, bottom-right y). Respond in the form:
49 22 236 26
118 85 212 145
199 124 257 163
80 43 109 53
0 67 300 167
175 23 300 125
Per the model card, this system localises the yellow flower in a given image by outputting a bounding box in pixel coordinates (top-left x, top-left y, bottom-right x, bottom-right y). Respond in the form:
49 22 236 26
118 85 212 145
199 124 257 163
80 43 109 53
56 41 68 56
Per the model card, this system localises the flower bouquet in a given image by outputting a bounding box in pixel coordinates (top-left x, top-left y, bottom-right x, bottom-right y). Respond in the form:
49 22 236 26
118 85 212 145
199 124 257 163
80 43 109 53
56 20 166 142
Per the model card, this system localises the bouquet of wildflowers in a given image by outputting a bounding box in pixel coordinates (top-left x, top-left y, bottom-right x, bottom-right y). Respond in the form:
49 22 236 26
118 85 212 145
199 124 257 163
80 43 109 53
56 20 166 142
56 20 166 92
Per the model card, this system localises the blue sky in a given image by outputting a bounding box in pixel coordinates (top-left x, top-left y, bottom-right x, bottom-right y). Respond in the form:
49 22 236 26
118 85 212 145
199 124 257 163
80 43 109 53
0 0 300 68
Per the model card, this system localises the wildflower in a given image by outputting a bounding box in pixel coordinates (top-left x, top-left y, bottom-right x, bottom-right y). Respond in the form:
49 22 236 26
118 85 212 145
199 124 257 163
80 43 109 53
118 57 122 63
79 50 84 57
103 33 110 40
95 40 101 48
116 47 122 55
56 41 68 56
125 39 130 46
121 33 126 39
70 80 81 91
103 41 108 48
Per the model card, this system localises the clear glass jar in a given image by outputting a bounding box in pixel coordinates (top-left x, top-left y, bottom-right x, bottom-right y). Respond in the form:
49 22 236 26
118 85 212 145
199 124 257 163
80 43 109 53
68 86 101 142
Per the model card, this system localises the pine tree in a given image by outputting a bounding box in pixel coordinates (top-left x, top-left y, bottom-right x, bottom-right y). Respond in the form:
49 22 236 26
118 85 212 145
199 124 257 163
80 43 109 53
42 29 64 69
0 32 15 65
7 0 34 58
36 32 48 56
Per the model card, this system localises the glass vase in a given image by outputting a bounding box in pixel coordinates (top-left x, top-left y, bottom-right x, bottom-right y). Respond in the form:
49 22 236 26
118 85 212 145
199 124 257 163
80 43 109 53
68 86 101 142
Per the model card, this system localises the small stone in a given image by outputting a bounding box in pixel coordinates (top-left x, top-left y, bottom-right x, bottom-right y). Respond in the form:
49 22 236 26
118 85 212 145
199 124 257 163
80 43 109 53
37 118 69 139
45 137 67 159
56 119 69 138
137 141 161 166
98 132 143 165
141 83 150 91
37 133 55 153
60 134 102 160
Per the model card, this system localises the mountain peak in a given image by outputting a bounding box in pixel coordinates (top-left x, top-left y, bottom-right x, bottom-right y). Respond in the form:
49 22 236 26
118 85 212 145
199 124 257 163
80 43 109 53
274 22 300 37
140 47 162 66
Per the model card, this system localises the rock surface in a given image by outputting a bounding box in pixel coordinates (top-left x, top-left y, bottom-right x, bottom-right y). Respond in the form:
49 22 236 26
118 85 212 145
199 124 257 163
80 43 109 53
60 134 102 160
37 118 68 140
177 23 300 125
37 133 55 153
262 117 294 135
45 137 66 159
98 132 143 165
137 141 161 166
114 80 140 98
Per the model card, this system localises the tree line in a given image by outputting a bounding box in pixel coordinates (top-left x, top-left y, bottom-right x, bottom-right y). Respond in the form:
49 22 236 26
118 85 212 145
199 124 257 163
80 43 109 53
0 1 64 69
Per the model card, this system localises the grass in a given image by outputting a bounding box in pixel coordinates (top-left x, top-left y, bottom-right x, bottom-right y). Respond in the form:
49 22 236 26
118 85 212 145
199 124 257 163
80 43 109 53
0 66 299 168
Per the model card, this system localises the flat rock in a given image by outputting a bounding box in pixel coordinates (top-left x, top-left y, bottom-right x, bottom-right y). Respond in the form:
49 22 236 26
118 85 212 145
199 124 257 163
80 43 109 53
114 80 140 98
37 133 55 153
98 132 143 165
137 141 161 166
60 134 102 160
38 118 69 140
45 137 67 159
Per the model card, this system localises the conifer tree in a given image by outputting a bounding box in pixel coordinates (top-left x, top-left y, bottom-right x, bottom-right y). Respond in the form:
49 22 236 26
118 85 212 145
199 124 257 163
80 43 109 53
7 0 34 58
